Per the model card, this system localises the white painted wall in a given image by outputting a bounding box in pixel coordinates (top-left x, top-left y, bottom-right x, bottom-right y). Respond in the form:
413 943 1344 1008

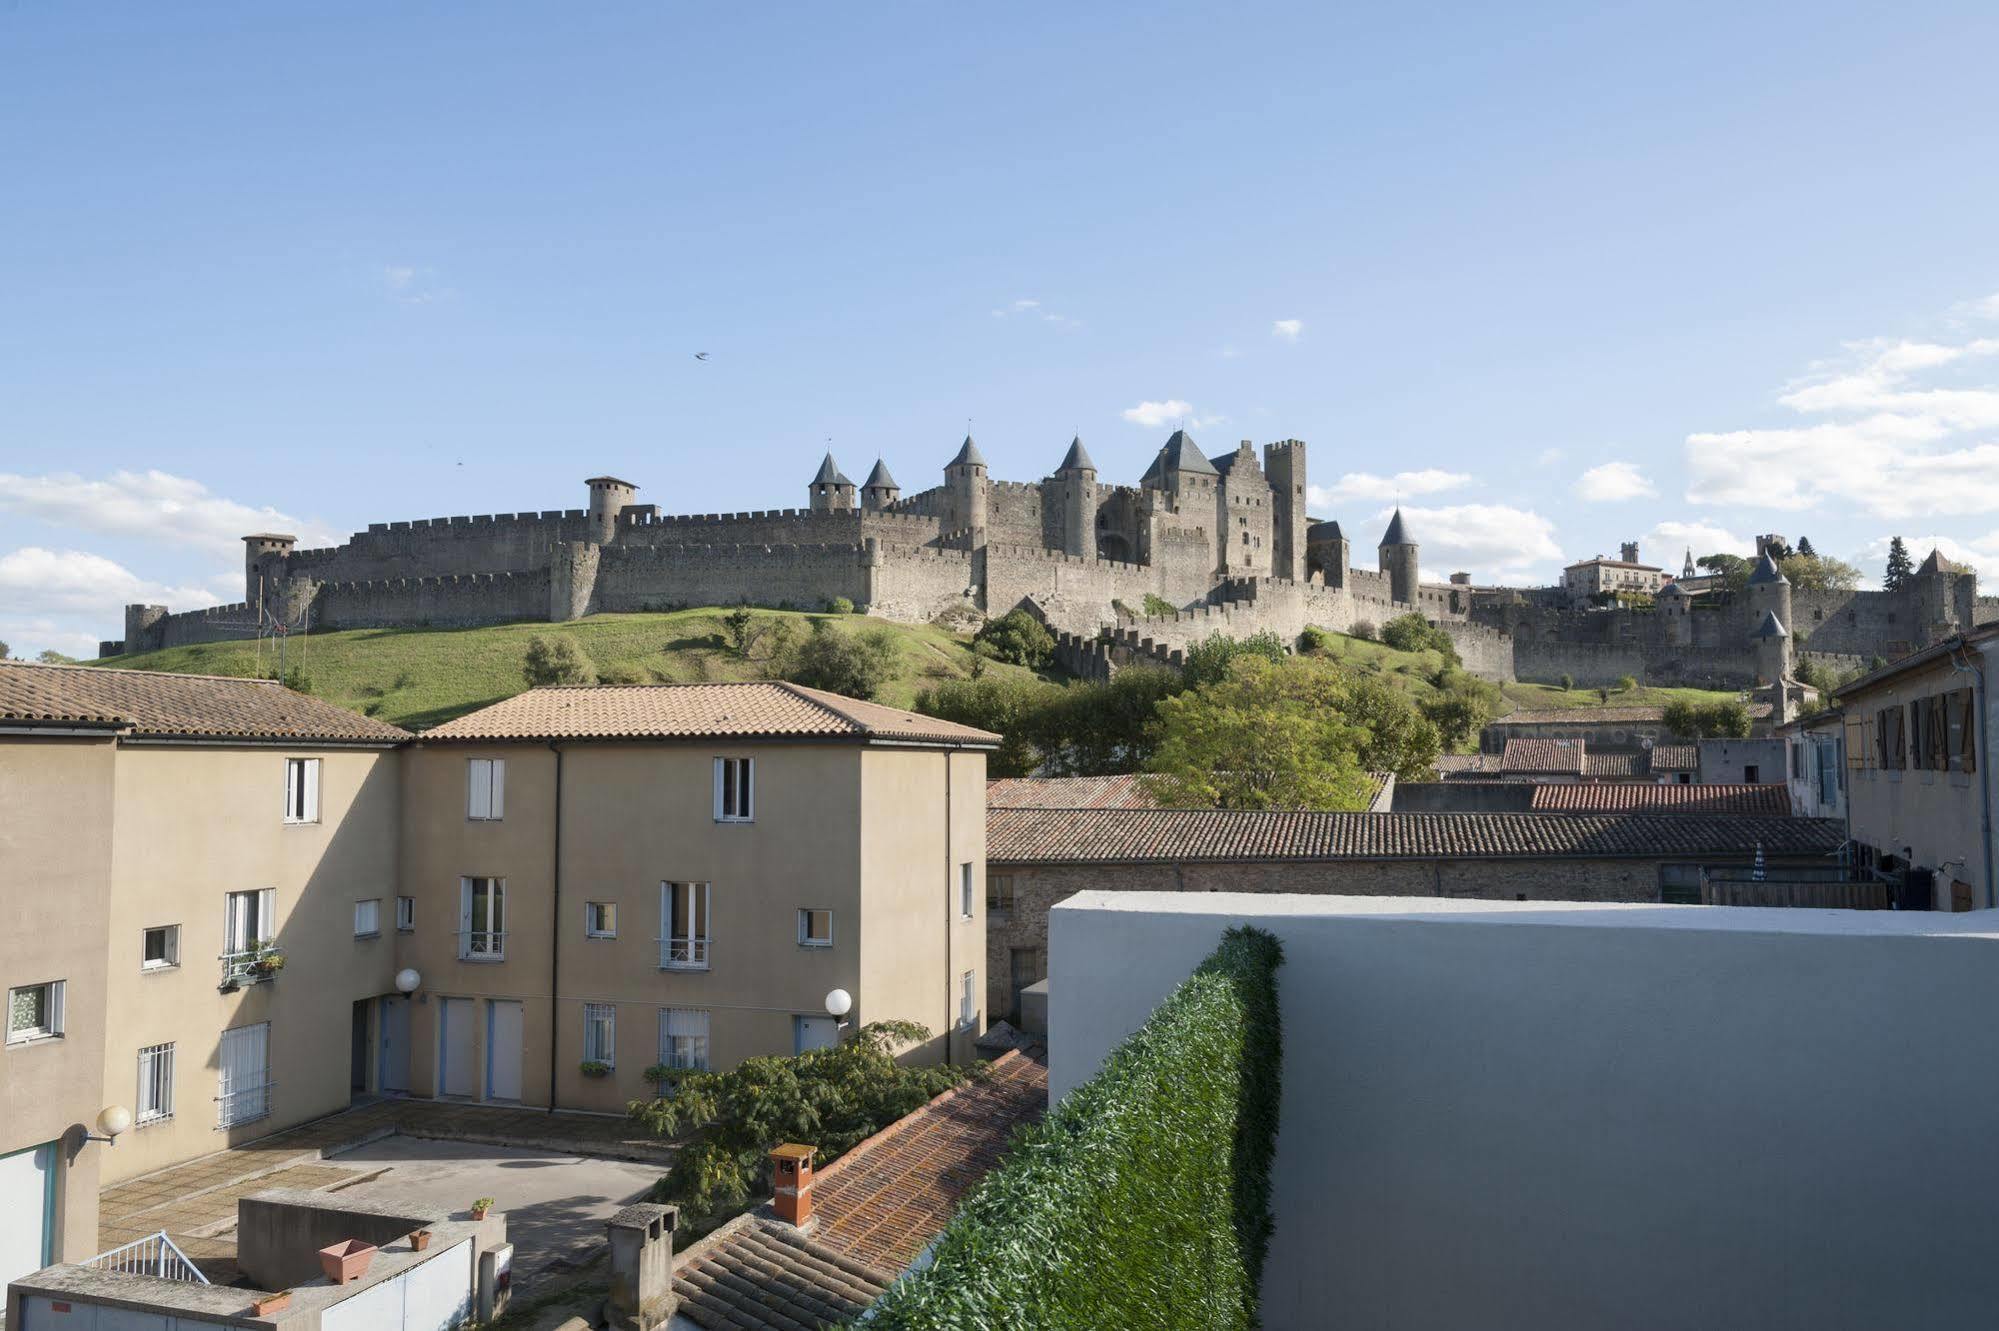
1050 893 1999 1331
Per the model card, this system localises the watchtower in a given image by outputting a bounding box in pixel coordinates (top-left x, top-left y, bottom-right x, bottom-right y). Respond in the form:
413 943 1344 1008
1053 437 1096 560
242 533 297 608
1264 439 1308 580
809 454 856 513
1306 519 1349 588
860 459 900 512
586 476 638 544
1378 509 1418 605
944 436 988 549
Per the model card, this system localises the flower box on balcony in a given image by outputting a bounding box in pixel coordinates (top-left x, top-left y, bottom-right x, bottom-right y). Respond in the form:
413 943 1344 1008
317 1239 377 1285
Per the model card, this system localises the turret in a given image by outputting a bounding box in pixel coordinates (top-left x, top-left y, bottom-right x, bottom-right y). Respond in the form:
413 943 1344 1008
1747 551 1792 683
1659 579 1693 647
944 435 988 548
1054 436 1096 560
242 533 297 609
1378 509 1418 605
1620 541 1640 564
586 476 638 544
1140 430 1218 511
1264 439 1308 580
809 453 856 513
860 459 900 512
1306 519 1349 588
1752 608 1790 687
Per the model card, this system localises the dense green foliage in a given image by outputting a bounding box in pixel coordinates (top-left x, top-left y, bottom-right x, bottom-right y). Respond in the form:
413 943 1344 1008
1141 593 1178 618
1182 630 1289 687
629 1021 973 1231
916 667 1185 778
775 620 902 699
972 609 1057 667
522 633 597 686
1663 697 1753 739
1884 536 1914 592
1778 551 1861 592
1418 666 1504 751
1379 611 1457 662
860 927 1283 1331
1297 625 1333 654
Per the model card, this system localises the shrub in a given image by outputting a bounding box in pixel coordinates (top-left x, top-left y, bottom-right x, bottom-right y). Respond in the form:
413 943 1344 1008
1181 631 1288 688
862 928 1282 1331
523 634 596 687
1560 673 1574 692
264 665 314 694
1379 612 1458 662
1141 594 1178 618
1350 619 1376 641
1617 674 1638 694
779 621 899 700
1297 625 1333 654
1662 698 1753 739
600 663 647 685
916 675 1063 777
972 609 1056 668
826 596 856 615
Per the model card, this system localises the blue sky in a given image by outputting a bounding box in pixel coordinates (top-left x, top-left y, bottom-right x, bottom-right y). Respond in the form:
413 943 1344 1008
4 1 1998 655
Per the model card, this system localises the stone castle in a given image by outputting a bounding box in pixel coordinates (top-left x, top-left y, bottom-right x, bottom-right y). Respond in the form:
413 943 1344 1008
105 431 1994 695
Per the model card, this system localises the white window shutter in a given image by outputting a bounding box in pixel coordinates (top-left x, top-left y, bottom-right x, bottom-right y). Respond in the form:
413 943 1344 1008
258 888 275 943
493 881 506 935
304 759 320 821
713 759 725 820
225 893 243 953
459 879 473 938
285 759 300 819
468 760 489 820
490 760 505 819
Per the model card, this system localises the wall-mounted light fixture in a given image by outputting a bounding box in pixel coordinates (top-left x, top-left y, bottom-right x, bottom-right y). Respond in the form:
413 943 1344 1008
824 988 853 1031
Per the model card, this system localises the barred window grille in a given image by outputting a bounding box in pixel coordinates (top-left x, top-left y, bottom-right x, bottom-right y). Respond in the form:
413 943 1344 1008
137 1042 175 1124
659 1008 710 1072
583 1003 617 1067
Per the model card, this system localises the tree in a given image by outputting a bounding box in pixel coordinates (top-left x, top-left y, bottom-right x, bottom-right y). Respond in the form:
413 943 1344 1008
914 674 1061 776
1036 667 1186 775
37 650 79 665
1617 674 1638 694
1797 536 1816 557
1779 552 1861 593
721 603 770 660
779 621 899 700
1380 612 1458 662
1181 631 1288 688
1420 669 1503 752
523 634 597 686
0 641 10 660
1662 698 1752 739
1145 657 1372 809
1697 553 1751 598
1337 668 1442 780
1884 537 1914 592
628 1021 972 1230
971 609 1055 668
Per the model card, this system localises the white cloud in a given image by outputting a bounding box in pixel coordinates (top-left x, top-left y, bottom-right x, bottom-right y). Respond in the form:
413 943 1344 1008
1965 291 1999 320
1850 532 1999 583
1643 520 1749 562
0 546 225 658
1685 327 1999 518
1309 469 1472 508
1389 503 1563 576
1574 461 1657 502
1271 319 1303 342
992 297 1077 328
0 469 338 560
1120 399 1226 429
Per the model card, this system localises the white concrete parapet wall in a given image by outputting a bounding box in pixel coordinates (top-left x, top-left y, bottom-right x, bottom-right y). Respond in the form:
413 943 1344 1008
1049 893 1999 1331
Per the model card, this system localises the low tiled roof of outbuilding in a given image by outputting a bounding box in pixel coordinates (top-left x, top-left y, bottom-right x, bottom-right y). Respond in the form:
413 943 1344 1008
987 774 1160 809
986 808 1843 864
420 681 1001 746
0 661 409 743
672 1219 892 1331
1434 753 1505 777
1529 783 1792 815
1580 750 1646 778
1650 743 1699 770
1502 737 1585 774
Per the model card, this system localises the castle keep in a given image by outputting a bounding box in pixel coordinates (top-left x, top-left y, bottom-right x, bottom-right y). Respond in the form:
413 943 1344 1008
105 432 1992 695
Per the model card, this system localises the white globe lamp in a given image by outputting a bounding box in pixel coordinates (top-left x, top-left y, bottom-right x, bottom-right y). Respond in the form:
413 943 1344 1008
824 989 853 1020
396 968 422 996
87 1104 133 1146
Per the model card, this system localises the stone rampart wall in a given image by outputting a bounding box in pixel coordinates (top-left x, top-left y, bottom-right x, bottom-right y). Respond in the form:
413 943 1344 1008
590 541 871 614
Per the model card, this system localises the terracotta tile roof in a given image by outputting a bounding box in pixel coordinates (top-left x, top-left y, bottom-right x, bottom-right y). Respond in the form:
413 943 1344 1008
1581 750 1646 778
1529 783 1793 815
672 1217 892 1331
1650 743 1699 770
811 1049 1048 1271
986 807 1844 863
419 681 1001 746
1498 703 1773 725
986 774 1159 809
1434 753 1504 777
1501 738 1585 774
0 661 409 744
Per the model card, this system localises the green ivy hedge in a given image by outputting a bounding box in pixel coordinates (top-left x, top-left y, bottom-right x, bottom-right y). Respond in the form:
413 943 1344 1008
858 925 1284 1330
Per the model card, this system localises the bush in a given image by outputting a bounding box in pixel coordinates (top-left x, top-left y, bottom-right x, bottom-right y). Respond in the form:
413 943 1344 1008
1560 673 1574 692
1298 625 1333 654
826 596 856 615
1181 631 1288 689
778 621 899 700
1350 619 1376 642
972 609 1055 668
1379 612 1457 662
1662 698 1753 739
1141 594 1178 618
916 674 1063 777
862 928 1282 1331
1617 674 1638 694
523 634 597 687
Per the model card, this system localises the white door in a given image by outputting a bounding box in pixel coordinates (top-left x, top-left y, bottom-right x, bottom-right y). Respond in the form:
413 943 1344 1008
439 998 478 1098
379 996 412 1093
218 1022 271 1128
0 1141 54 1289
793 1015 839 1054
487 1000 524 1101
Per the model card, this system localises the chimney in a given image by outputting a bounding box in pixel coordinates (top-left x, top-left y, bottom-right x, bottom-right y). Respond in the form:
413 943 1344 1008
770 1143 817 1227
605 1203 678 1331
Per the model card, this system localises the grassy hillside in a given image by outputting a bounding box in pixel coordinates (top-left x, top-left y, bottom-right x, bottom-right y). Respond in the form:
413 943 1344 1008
97 608 1052 731
1498 681 1748 713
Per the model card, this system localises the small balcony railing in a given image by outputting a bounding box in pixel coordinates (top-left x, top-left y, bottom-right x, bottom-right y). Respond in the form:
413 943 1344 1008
219 942 285 988
217 1078 274 1129
83 1230 210 1284
457 928 507 961
658 936 711 970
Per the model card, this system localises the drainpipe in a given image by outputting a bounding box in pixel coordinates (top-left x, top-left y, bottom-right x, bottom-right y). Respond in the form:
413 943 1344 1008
1945 642 1994 908
548 741 565 1112
944 751 955 1067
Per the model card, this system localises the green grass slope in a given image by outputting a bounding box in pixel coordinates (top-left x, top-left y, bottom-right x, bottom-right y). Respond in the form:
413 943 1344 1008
96 608 1051 731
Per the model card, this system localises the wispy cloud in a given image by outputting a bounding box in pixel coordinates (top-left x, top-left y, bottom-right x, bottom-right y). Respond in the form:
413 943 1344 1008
1309 469 1472 508
1388 503 1562 578
991 297 1078 328
1574 461 1657 502
1644 520 1748 562
0 546 224 658
0 469 339 560
1271 319 1303 343
1120 399 1225 429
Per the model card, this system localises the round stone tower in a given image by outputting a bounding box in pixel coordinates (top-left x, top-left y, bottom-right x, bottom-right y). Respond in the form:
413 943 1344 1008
860 458 900 511
586 476 638 544
1055 436 1096 560
944 435 988 548
1659 579 1693 647
1378 509 1418 605
242 533 297 608
1747 552 1792 681
809 454 856 512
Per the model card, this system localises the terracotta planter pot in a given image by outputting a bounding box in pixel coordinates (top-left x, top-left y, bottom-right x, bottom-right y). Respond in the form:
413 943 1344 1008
317 1239 377 1284
251 1290 292 1316
471 1206 491 1221
409 1228 432 1252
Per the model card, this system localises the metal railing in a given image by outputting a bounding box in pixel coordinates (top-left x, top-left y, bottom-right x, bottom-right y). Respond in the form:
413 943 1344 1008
83 1230 210 1284
216 1078 274 1129
658 935 711 969
218 942 284 986
457 928 507 960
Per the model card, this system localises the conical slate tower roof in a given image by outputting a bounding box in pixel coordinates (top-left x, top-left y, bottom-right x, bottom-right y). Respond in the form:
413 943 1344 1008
1308 518 1345 541
1752 609 1790 639
1380 508 1412 547
862 458 898 490
949 435 986 469
1058 436 1095 472
1747 552 1788 585
812 452 852 487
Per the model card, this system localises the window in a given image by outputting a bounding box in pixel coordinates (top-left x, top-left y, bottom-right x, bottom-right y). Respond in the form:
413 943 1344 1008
714 757 754 822
6 981 64 1044
797 909 833 947
459 877 506 960
661 882 711 969
583 1003 616 1068
959 970 977 1029
467 758 505 821
959 863 974 919
1742 765 1759 784
396 896 416 932
224 888 276 980
988 874 1015 912
142 925 180 971
137 1043 175 1125
586 901 619 939
218 1022 271 1128
659 1008 710 1072
283 757 320 824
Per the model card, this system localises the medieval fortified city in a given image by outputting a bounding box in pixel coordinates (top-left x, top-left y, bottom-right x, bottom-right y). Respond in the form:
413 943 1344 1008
8 7 1999 1331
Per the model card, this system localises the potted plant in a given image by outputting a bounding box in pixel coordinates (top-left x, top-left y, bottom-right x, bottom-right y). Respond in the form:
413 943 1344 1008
249 944 286 978
251 1290 292 1316
579 1059 611 1078
470 1197 495 1220
317 1238 377 1284
409 1228 432 1252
